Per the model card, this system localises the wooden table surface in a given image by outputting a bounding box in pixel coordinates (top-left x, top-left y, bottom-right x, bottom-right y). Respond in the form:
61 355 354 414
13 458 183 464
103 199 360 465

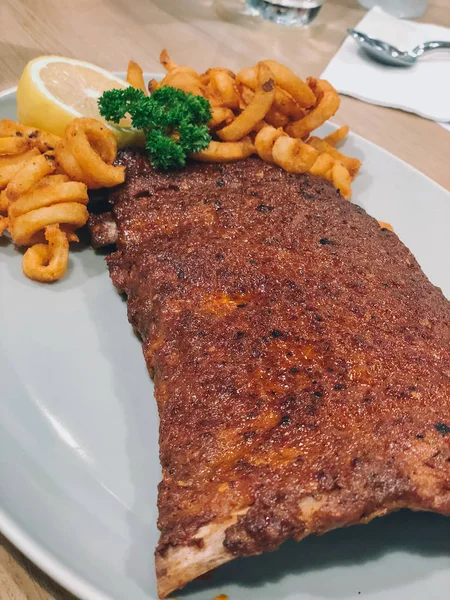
0 0 449 598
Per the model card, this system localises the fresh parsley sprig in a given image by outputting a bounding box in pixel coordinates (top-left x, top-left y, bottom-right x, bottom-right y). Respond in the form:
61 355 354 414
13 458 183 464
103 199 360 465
98 86 212 170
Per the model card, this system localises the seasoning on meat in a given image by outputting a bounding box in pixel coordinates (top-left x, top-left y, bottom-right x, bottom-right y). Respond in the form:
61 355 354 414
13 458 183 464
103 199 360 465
105 150 450 599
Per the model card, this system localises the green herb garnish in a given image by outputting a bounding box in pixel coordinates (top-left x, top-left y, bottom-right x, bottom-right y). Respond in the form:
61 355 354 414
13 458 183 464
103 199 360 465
98 86 212 170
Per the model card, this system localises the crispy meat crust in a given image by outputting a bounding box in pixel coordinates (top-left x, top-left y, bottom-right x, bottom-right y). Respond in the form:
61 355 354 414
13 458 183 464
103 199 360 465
106 150 450 598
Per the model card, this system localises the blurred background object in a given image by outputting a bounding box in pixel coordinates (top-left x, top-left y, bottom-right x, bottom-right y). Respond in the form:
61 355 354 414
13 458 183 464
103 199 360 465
214 0 260 22
214 0 325 27
357 0 427 18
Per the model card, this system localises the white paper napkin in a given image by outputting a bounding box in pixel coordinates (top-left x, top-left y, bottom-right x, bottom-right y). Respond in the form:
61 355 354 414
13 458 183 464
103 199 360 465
321 7 450 127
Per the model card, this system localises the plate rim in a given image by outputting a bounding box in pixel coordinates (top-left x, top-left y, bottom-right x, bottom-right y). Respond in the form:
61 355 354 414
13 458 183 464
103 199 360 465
1 80 113 600
0 86 18 99
0 506 110 600
1 73 449 600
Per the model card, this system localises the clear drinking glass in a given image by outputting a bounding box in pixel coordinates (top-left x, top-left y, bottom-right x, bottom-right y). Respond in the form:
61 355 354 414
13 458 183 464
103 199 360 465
214 0 259 22
248 0 325 26
214 0 325 27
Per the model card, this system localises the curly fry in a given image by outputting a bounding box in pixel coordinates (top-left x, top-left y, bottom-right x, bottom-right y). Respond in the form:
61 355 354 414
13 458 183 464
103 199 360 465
203 67 236 78
208 70 239 110
9 202 88 247
9 180 88 219
191 137 255 163
126 60 147 95
217 63 276 142
255 125 287 164
0 148 40 167
271 136 318 174
264 106 289 129
307 136 361 179
259 61 316 108
331 162 352 200
0 190 10 214
0 136 31 155
0 159 38 190
0 215 8 236
236 66 258 90
6 152 56 201
237 83 255 110
208 107 235 130
160 49 178 71
274 87 305 120
286 79 341 139
57 118 125 189
55 139 94 187
1 115 122 282
309 152 335 177
34 174 70 189
161 70 207 99
323 125 349 147
0 164 21 190
6 153 89 249
148 78 161 94
22 224 69 283
239 79 304 120
0 119 60 152
235 75 300 122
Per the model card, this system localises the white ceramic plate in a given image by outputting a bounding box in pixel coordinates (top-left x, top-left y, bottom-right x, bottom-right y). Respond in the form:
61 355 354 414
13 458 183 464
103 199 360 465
1 74 450 600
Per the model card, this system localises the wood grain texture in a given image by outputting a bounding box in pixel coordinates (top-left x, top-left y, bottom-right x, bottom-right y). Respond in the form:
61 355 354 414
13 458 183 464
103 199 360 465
0 533 76 599
0 1 448 599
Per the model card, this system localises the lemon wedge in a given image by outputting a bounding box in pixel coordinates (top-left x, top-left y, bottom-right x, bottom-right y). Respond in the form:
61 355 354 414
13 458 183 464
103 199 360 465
16 55 144 148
